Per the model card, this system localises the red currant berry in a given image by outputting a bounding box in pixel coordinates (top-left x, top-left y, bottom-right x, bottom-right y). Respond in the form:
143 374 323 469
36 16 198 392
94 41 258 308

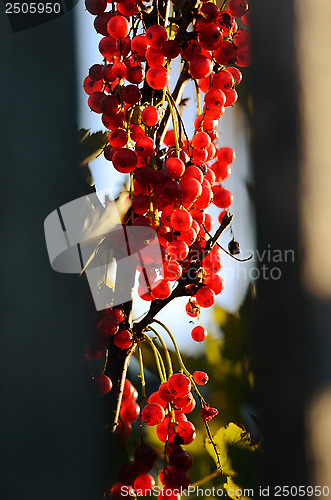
158 382 176 402
167 373 191 398
120 400 140 422
97 315 119 337
135 136 156 158
167 240 189 261
212 185 233 208
193 370 209 385
112 148 138 173
146 66 170 90
107 15 130 39
228 0 249 18
191 325 207 342
85 0 107 15
108 128 128 148
146 25 168 48
162 40 180 59
164 158 185 179
142 403 165 426
113 329 133 349
161 260 182 281
141 106 160 126
134 474 155 495
169 446 193 471
171 209 192 232
94 374 112 394
189 55 213 80
195 287 216 308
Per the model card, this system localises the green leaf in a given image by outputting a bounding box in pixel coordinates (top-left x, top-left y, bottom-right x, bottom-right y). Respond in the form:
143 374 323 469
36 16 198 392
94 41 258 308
78 128 109 167
205 422 256 477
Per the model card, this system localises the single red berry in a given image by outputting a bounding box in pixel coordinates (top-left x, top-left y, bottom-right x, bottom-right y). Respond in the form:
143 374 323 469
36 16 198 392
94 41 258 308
107 15 130 39
99 36 119 59
108 128 128 148
148 391 167 408
212 185 233 208
112 148 138 173
174 392 194 410
162 40 180 59
89 64 103 81
161 260 182 281
204 88 226 110
167 240 189 261
167 373 191 398
227 66 242 85
191 325 207 342
212 70 235 93
135 136 156 158
185 301 200 317
189 55 213 80
134 474 155 495
163 158 185 179
97 315 119 337
83 76 103 95
94 374 112 394
113 329 133 349
85 0 107 16
131 34 148 56
146 47 165 67
88 91 105 113
120 400 140 422
214 41 238 65
146 66 170 90
191 131 211 150
204 273 224 294
193 370 209 385
122 379 138 402
195 287 216 308
169 446 193 471
141 106 160 126
142 403 165 426
100 94 121 116
104 307 125 323
146 25 168 48
122 84 141 105
134 443 158 471
171 209 192 232
158 382 176 402
225 88 238 106
228 0 249 18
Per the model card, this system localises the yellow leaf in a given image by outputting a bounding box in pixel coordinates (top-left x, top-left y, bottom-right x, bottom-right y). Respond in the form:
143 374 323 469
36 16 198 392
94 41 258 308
205 422 252 476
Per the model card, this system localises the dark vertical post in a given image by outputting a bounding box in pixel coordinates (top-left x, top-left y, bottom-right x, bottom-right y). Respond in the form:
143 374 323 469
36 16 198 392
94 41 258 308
0 8 100 500
250 0 309 488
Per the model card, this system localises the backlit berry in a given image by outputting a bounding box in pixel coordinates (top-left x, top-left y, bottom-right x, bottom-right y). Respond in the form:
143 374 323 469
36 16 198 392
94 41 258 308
167 373 191 398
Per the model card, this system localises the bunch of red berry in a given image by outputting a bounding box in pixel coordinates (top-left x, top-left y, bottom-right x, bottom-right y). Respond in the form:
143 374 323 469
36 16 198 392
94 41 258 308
82 0 251 496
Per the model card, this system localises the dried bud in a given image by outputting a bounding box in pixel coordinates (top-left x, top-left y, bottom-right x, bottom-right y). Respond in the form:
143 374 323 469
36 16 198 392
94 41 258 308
228 238 240 255
201 405 218 422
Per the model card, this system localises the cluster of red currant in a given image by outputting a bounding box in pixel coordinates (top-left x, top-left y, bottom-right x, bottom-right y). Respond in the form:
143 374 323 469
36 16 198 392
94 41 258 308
83 0 251 497
106 372 217 499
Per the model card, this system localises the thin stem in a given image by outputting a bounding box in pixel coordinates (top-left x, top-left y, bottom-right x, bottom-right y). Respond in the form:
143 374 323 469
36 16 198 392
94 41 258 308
148 325 173 377
165 92 180 157
203 223 253 262
142 334 166 383
137 343 146 399
204 421 223 472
